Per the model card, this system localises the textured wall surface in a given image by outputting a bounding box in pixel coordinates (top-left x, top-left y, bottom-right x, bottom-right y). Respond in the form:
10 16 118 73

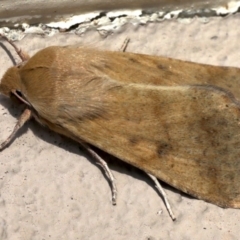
0 14 240 240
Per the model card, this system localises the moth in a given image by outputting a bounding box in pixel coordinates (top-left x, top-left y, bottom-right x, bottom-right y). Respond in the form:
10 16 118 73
1 36 240 221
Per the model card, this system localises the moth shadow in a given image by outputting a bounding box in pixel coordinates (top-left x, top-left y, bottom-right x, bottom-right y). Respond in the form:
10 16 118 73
0 98 29 145
91 148 194 201
27 123 142 195
31 121 192 202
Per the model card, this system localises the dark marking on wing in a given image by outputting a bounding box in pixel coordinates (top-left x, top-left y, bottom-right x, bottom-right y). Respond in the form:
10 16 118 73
128 137 140 145
157 141 173 157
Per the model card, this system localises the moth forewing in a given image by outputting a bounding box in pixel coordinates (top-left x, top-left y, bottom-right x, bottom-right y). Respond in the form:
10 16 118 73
57 82 240 208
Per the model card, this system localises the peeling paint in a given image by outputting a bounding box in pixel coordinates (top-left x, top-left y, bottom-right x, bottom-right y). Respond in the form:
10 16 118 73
0 2 240 41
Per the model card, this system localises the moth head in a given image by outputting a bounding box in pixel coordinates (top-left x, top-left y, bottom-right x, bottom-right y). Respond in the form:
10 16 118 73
0 65 22 98
0 64 28 106
0 35 30 104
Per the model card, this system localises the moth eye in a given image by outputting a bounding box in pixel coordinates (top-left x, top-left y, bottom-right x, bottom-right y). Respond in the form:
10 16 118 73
10 91 22 104
16 90 23 97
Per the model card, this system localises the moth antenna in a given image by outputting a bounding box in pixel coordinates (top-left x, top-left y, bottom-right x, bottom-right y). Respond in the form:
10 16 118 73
0 108 32 151
147 173 176 221
0 34 30 63
119 38 130 52
80 142 117 205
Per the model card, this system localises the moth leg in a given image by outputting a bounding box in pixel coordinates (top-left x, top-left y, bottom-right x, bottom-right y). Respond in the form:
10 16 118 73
0 108 32 151
147 173 176 221
0 34 30 62
80 142 117 205
119 38 130 52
